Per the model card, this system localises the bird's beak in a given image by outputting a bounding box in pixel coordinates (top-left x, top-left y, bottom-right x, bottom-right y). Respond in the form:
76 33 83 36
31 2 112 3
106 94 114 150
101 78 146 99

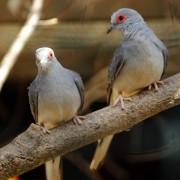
36 58 48 72
40 59 49 71
107 26 114 34
40 59 47 67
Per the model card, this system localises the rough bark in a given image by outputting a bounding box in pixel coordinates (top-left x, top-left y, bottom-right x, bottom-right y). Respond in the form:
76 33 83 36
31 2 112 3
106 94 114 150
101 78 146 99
0 73 179 180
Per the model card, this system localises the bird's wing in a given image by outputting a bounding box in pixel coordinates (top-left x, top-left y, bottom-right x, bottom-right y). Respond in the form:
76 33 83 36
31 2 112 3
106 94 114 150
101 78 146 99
28 81 38 122
107 44 125 104
69 70 84 113
161 47 168 77
152 39 168 78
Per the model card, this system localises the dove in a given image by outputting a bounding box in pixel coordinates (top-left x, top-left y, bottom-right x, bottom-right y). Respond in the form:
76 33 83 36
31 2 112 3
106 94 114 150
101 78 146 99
28 47 84 180
90 8 168 170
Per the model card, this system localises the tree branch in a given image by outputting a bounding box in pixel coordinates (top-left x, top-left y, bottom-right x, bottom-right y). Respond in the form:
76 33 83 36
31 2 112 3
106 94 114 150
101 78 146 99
0 0 44 91
0 73 179 179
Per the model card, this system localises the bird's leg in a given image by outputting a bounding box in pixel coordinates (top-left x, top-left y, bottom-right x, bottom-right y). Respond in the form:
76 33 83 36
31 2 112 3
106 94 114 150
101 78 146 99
37 123 50 134
113 94 125 109
148 81 164 91
73 115 85 125
113 93 132 110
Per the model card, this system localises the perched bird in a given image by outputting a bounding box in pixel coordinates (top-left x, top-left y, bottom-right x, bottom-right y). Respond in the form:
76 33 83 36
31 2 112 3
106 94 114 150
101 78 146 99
90 8 168 170
28 47 84 180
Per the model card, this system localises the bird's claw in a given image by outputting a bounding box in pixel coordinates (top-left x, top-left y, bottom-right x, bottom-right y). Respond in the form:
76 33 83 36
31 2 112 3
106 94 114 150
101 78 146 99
36 123 50 134
113 94 132 109
73 115 85 125
148 81 164 91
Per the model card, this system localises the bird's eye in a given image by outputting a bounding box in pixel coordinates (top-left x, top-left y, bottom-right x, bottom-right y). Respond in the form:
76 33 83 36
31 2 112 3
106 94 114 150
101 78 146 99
117 14 127 23
48 52 53 60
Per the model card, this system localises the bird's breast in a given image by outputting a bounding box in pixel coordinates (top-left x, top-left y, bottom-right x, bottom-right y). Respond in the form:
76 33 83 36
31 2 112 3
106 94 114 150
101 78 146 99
37 77 80 129
112 53 164 101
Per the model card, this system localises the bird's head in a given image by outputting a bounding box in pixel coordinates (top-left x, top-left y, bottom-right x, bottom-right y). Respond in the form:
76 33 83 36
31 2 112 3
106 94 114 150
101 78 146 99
107 8 144 35
35 47 56 72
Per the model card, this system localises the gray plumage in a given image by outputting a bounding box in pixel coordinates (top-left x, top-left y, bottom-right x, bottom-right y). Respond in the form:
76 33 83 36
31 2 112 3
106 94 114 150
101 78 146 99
28 47 84 180
90 8 168 170
28 47 84 128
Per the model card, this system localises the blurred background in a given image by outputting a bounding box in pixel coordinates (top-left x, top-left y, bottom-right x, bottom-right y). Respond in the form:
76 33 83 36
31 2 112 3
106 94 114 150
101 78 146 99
0 0 180 179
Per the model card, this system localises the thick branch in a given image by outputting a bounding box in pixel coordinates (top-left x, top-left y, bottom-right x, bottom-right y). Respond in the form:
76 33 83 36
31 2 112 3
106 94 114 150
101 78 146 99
0 73 179 179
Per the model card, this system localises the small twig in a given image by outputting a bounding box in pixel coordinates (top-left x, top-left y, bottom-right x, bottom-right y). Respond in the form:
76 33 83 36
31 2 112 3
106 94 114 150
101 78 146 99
0 0 44 91
84 68 107 111
65 153 102 180
38 18 59 26
104 155 130 180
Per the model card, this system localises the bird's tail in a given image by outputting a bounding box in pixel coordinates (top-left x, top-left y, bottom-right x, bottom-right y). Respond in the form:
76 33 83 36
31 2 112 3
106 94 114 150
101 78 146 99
90 135 113 170
45 156 62 180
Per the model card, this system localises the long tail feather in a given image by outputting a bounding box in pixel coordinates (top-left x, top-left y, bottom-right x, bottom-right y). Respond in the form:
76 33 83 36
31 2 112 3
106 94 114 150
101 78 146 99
90 135 113 170
45 156 62 180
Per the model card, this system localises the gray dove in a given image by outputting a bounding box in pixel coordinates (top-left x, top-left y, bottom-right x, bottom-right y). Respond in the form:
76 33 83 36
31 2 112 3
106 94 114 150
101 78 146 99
90 8 168 170
28 47 84 180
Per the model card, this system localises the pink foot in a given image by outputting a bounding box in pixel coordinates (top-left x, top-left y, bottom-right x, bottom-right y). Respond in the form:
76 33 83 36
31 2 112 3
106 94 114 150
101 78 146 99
37 123 50 134
148 81 164 91
73 115 85 125
113 94 132 110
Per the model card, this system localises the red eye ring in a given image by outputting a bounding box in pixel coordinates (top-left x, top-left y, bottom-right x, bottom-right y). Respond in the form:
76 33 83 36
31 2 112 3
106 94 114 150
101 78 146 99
48 52 53 60
116 14 127 23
